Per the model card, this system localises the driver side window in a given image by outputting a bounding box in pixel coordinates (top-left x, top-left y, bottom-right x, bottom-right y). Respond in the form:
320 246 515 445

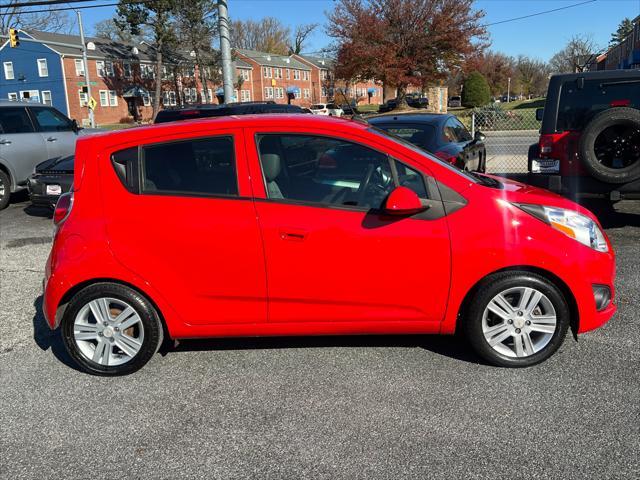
256 134 394 209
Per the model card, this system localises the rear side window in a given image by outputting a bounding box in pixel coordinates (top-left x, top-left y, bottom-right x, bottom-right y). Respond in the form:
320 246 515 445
111 147 139 192
557 78 640 131
141 136 237 197
0 107 34 133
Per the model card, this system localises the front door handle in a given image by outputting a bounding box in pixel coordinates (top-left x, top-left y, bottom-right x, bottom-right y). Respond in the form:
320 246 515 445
47 137 57 142
279 229 307 242
0 139 11 145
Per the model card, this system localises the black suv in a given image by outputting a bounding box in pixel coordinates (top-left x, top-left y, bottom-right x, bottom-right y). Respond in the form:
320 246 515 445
528 70 640 201
154 101 306 123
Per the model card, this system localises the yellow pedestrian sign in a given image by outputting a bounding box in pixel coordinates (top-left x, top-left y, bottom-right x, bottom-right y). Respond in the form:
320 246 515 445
88 97 97 110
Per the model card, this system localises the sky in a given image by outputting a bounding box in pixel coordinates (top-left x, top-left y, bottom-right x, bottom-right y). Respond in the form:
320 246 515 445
78 0 640 61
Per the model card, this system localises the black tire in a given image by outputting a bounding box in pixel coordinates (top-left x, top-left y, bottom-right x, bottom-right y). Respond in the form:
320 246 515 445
578 107 640 184
463 272 570 367
61 282 164 376
0 170 11 211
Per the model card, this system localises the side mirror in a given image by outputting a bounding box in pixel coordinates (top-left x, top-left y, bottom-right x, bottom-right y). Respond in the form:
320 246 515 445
474 130 486 142
535 108 544 122
71 119 80 132
383 186 426 216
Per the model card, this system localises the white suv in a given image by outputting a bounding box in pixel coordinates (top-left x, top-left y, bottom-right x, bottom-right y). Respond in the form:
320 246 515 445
0 101 98 210
310 103 344 117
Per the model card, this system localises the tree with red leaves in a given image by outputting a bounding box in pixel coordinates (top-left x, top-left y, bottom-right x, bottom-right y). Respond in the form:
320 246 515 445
328 0 488 107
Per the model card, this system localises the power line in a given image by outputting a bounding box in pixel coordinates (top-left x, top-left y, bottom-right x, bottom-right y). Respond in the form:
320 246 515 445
482 0 597 27
0 0 97 9
0 0 149 14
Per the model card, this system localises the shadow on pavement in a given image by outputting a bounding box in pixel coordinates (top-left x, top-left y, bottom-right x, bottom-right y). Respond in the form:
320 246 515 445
167 333 486 366
32 295 81 372
23 204 53 219
580 200 640 229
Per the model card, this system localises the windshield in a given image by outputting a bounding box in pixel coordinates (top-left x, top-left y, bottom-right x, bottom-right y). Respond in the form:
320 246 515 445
367 126 478 183
371 123 438 151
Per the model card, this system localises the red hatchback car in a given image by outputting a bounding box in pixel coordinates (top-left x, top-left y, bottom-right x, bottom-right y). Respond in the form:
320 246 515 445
44 115 616 375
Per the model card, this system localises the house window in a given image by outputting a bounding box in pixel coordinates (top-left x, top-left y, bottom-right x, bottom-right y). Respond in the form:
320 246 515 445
109 90 117 106
123 62 132 78
293 69 300 80
74 59 85 76
274 68 282 79
264 87 274 99
162 90 177 106
7 92 18 101
322 86 327 97
105 61 115 77
286 68 290 79
303 88 310 99
99 90 109 107
3 62 14 80
20 90 40 102
263 66 272 78
143 94 151 106
303 71 309 81
207 89 213 102
294 90 301 99
37 59 48 77
140 64 154 79
239 69 250 81
321 70 327 80
78 90 88 107
274 87 284 99
96 60 105 77
41 90 52 106
240 89 251 102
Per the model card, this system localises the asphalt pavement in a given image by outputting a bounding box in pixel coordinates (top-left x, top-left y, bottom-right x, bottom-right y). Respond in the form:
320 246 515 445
1 192 639 479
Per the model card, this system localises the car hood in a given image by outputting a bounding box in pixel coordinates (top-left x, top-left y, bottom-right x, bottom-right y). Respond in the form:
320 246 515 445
478 173 599 221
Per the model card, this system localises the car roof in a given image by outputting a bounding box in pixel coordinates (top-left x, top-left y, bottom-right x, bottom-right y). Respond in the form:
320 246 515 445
93 114 370 144
549 69 640 82
367 112 449 126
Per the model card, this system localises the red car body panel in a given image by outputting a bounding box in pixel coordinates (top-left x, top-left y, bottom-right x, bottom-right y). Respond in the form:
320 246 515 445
43 115 616 341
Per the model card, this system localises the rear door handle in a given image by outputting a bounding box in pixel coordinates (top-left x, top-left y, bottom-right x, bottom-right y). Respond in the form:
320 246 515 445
0 139 11 145
47 137 57 142
279 229 307 242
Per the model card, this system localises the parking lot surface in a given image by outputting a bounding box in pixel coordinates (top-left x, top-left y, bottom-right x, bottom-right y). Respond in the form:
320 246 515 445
1 193 639 479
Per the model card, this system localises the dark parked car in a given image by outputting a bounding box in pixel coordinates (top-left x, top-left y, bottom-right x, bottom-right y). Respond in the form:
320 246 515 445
527 70 640 201
154 101 306 124
28 155 74 208
368 113 486 172
406 95 429 108
448 96 462 108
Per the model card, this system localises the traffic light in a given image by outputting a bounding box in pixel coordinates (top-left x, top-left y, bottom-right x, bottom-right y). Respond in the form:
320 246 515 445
9 28 19 48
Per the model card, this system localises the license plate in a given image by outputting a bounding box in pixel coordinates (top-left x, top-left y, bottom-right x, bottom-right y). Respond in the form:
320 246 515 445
46 184 62 196
531 159 560 174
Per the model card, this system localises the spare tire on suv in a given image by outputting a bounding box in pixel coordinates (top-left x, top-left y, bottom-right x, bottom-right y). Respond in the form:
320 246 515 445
578 107 640 184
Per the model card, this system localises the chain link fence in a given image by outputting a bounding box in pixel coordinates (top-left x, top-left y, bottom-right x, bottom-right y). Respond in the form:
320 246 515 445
458 105 541 174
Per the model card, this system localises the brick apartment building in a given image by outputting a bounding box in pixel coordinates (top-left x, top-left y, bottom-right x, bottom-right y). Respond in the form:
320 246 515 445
592 15 640 71
1 29 394 126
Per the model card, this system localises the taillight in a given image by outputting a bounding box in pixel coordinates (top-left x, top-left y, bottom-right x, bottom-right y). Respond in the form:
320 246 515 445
53 192 73 225
434 151 457 164
538 132 570 158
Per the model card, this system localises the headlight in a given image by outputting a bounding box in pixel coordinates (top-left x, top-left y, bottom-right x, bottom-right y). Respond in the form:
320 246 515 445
516 204 608 252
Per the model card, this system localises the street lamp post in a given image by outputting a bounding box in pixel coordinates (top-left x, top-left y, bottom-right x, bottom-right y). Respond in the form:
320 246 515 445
77 10 95 128
507 77 511 104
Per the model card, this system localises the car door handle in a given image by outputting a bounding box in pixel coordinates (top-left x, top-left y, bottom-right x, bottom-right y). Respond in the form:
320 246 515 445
279 229 307 241
47 137 57 142
0 139 11 145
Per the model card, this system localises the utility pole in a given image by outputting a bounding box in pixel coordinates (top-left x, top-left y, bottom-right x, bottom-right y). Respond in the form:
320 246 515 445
77 10 95 128
217 0 234 104
507 77 511 104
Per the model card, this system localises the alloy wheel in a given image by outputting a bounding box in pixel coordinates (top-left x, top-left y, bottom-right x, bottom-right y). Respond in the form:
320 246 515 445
481 286 557 358
73 297 144 367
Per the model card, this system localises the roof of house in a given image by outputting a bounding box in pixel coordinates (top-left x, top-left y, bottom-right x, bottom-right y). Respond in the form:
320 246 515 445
235 48 311 70
298 55 335 69
18 30 252 71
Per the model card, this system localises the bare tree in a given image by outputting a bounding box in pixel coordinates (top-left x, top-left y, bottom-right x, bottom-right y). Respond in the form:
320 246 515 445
514 55 550 97
289 23 318 54
175 0 219 103
0 1 72 34
94 18 149 43
230 17 290 54
549 34 600 73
